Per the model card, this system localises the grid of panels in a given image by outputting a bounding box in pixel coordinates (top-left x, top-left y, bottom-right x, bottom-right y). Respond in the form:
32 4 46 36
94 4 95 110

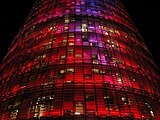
0 0 160 120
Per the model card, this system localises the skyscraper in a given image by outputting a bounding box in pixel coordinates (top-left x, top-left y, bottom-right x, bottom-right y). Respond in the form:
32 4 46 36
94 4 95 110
0 0 160 119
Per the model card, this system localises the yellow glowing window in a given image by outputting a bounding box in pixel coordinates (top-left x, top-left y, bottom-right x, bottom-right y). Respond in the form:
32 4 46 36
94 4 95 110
122 97 130 104
66 81 73 86
60 55 66 60
64 26 69 30
105 32 109 35
150 111 154 117
93 60 98 64
107 39 110 43
49 27 53 30
75 102 83 114
122 97 126 102
82 24 87 28
66 80 73 83
68 51 73 54
60 70 65 74
82 24 87 32
99 25 104 28
100 70 105 74
108 29 114 33
66 68 74 73
65 19 70 23
69 34 74 38
43 54 46 58
69 42 74 46
92 69 99 73
116 73 124 84
35 54 46 60
125 35 128 38
63 39 67 43
115 30 120 35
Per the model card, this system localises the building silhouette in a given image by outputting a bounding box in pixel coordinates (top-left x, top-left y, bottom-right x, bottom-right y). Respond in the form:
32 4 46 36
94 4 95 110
0 0 160 119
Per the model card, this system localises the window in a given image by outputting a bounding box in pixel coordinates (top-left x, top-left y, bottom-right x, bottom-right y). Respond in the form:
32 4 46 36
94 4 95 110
82 35 88 42
64 26 69 31
86 95 94 101
91 54 98 59
67 49 74 54
70 17 75 23
52 25 58 32
75 102 83 115
75 54 82 58
93 60 99 64
122 97 130 104
116 73 124 84
76 26 81 29
59 69 65 74
92 69 99 73
104 50 112 58
35 54 46 60
66 68 74 73
69 42 74 46
29 95 54 118
66 80 74 86
10 102 20 119
65 19 69 24
104 96 113 105
82 24 87 32
60 55 66 60
63 39 67 43
69 33 74 38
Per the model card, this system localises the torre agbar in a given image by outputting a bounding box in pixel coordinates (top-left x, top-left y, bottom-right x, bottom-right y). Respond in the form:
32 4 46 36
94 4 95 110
1 0 160 120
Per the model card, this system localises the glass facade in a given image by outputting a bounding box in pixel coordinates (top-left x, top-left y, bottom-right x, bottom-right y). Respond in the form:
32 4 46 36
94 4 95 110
0 0 160 119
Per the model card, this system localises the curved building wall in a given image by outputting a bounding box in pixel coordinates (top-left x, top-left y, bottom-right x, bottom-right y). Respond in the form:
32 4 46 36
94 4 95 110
0 0 160 119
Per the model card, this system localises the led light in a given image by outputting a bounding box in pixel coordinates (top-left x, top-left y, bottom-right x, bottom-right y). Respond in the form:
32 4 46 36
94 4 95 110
75 112 80 115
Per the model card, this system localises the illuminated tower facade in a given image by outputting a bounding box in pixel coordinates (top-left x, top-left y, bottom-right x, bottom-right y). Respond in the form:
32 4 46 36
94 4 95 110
0 0 160 119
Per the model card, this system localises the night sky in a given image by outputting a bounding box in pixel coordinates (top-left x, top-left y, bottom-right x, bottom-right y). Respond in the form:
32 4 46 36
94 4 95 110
0 0 160 68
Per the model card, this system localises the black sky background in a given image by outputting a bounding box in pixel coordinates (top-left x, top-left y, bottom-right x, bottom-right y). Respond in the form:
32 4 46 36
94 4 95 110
0 0 160 68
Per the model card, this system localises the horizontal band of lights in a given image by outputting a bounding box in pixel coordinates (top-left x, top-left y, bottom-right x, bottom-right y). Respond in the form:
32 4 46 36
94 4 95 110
0 0 160 120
